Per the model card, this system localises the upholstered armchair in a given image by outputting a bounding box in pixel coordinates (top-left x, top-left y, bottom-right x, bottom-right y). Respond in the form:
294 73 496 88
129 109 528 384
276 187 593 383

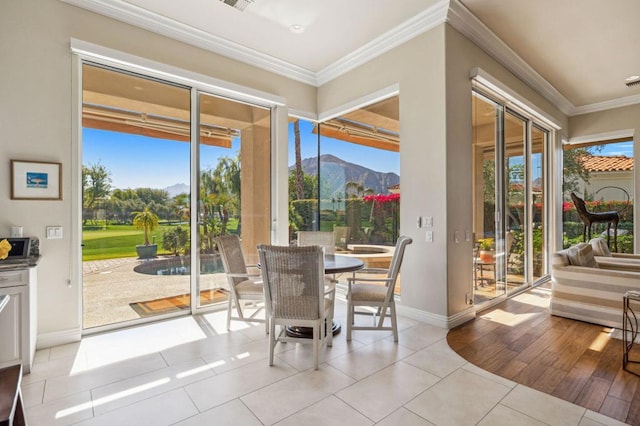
551 242 640 329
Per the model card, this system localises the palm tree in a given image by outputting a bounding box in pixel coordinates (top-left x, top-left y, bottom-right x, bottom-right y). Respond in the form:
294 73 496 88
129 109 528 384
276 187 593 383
293 119 304 200
132 206 159 246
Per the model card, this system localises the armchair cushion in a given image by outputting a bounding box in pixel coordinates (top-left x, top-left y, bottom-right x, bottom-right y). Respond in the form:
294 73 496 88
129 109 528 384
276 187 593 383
589 237 612 257
566 243 598 268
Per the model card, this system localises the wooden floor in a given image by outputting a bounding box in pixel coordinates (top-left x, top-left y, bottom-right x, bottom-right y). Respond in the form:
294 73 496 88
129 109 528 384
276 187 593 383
447 288 640 425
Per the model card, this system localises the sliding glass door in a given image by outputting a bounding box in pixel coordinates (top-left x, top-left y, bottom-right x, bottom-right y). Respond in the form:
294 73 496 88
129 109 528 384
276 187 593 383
81 63 271 330
472 91 550 305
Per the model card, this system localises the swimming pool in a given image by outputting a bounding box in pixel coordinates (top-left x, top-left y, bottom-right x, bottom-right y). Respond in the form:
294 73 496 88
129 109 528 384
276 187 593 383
133 254 224 276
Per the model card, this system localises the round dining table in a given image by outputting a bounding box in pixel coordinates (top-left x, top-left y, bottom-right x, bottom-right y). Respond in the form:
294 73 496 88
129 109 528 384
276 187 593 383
323 254 365 275
285 254 365 338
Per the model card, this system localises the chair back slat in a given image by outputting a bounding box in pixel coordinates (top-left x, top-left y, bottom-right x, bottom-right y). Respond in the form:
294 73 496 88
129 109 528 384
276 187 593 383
215 235 248 286
258 245 324 320
297 231 335 255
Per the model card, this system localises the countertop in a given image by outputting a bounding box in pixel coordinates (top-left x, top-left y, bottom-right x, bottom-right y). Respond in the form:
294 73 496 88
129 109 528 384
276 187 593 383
0 256 41 271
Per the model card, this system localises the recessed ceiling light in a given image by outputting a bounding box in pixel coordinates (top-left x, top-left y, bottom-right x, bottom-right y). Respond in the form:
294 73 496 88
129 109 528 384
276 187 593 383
289 24 304 34
625 75 640 81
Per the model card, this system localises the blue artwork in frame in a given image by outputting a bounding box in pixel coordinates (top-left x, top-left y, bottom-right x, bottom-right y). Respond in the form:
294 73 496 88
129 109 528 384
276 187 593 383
26 172 49 189
11 160 62 200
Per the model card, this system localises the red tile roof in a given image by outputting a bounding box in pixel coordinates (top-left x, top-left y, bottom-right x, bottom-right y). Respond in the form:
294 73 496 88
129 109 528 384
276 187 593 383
581 155 634 172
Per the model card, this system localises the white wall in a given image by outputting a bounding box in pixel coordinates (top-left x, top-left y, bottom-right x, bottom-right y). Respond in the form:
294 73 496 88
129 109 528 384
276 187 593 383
319 28 450 321
1 0 315 346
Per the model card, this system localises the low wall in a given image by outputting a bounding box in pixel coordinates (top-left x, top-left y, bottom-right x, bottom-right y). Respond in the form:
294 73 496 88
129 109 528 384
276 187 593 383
337 244 395 269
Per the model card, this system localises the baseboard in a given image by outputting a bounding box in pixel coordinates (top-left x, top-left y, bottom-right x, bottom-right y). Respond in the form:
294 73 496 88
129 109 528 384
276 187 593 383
396 304 476 329
36 328 82 350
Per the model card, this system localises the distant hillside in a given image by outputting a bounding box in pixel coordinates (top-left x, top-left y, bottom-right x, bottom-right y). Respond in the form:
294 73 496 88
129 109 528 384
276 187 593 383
164 183 189 197
290 154 399 198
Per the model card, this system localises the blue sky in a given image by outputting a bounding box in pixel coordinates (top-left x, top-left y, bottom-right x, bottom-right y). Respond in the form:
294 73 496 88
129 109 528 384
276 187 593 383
83 119 400 190
590 141 633 157
83 128 237 189
83 125 629 191
287 120 400 175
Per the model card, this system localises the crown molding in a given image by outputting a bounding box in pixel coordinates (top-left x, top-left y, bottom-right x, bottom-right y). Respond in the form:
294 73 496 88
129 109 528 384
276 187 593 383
572 93 640 116
61 0 318 85
315 1 450 86
446 0 576 116
62 0 639 116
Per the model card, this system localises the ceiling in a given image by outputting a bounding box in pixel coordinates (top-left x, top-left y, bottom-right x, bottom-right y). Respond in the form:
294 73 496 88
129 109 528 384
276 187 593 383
64 0 640 116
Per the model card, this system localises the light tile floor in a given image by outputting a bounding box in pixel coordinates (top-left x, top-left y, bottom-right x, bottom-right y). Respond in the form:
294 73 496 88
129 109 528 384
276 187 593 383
21 298 628 425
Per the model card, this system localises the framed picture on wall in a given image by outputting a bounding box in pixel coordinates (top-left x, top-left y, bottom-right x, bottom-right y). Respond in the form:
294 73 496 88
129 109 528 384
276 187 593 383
10 160 62 200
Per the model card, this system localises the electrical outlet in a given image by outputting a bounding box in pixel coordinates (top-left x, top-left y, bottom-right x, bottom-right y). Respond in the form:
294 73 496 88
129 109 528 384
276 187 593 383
425 230 433 242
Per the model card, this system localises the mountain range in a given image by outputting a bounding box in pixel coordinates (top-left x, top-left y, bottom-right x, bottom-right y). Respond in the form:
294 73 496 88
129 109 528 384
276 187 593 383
164 155 399 198
292 154 399 198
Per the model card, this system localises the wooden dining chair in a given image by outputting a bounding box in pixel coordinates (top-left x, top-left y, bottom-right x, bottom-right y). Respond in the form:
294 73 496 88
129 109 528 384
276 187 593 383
257 244 335 370
346 235 412 342
214 234 267 332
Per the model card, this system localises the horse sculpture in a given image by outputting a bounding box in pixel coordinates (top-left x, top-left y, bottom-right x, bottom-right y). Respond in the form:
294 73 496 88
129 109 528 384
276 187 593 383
570 192 619 252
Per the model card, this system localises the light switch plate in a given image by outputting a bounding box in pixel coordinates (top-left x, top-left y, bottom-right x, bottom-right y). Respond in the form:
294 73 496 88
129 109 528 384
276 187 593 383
46 226 63 239
424 216 433 227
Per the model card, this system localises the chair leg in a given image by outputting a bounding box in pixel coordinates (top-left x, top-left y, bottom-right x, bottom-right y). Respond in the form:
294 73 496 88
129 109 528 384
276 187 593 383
226 296 233 330
269 319 276 366
390 302 398 342
346 301 353 342
313 324 320 370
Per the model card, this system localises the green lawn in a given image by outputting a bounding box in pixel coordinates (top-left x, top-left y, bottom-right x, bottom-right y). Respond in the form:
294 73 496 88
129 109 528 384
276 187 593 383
82 224 172 261
82 220 239 261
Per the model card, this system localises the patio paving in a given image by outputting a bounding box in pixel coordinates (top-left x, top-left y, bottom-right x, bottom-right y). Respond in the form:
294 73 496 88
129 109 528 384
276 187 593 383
82 256 228 329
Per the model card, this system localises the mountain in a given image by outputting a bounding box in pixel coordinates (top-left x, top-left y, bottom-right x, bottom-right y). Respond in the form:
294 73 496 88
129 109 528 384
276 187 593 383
164 183 189 197
290 154 400 198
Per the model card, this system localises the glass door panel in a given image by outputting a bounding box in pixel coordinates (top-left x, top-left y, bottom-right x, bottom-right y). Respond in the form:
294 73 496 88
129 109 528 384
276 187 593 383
288 118 320 238
198 93 271 309
504 111 526 293
81 63 192 329
531 126 547 282
318 96 400 248
472 93 505 303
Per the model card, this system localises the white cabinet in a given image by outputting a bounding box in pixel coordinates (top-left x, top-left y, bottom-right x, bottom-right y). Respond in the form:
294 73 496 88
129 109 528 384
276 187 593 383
0 268 37 373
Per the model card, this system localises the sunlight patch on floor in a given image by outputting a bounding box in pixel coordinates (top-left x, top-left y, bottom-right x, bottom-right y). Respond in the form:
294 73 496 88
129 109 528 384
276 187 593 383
589 330 614 352
480 309 542 326
56 378 171 419
510 289 551 308
71 316 207 374
201 309 265 334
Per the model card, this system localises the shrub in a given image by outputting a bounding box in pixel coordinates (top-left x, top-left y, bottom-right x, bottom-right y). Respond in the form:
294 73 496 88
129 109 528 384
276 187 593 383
162 226 189 256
